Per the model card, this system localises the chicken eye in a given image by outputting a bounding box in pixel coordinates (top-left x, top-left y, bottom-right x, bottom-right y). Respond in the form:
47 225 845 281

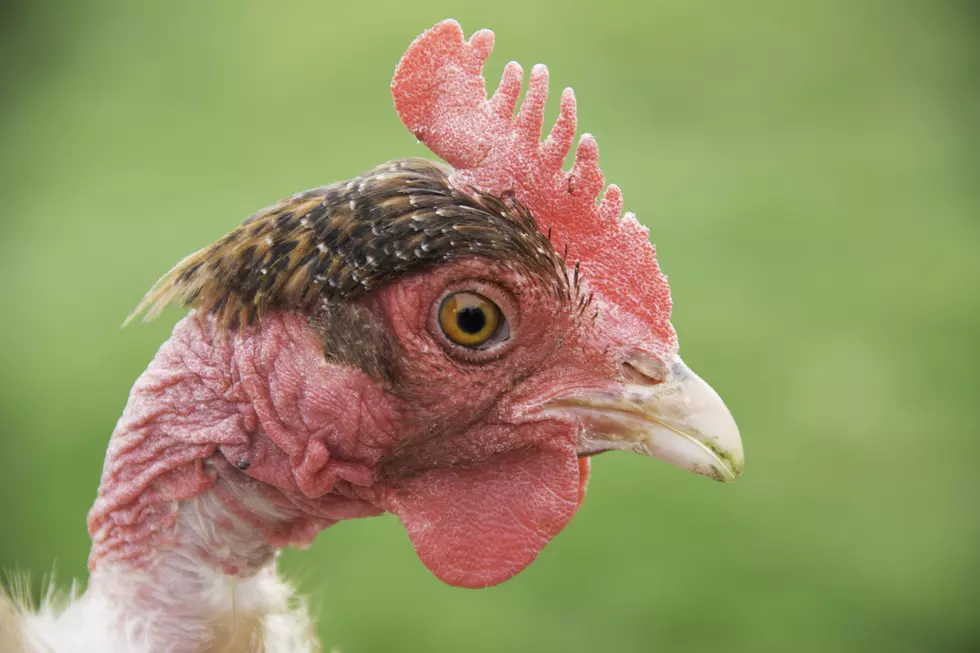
438 292 502 348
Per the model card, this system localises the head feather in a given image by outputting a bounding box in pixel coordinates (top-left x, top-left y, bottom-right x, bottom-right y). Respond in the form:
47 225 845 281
126 159 568 330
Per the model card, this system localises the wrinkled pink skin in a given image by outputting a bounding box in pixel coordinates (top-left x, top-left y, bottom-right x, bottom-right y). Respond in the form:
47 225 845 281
89 258 666 588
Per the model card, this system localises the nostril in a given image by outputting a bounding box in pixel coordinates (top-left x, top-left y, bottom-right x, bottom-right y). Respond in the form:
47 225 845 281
621 361 666 386
620 351 669 385
621 362 652 384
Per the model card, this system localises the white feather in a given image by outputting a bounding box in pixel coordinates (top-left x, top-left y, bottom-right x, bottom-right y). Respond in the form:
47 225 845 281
3 566 319 653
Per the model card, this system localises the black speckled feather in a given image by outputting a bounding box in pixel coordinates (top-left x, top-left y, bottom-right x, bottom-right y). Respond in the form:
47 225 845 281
128 158 573 330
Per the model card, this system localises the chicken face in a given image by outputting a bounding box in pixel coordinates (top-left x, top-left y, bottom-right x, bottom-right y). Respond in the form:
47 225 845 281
368 247 741 587
366 256 588 588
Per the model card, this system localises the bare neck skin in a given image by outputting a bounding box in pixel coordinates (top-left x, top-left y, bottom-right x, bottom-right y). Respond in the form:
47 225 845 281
82 311 388 651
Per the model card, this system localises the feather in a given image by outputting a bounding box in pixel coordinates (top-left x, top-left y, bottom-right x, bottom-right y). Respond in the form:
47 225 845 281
125 159 569 331
1 569 319 653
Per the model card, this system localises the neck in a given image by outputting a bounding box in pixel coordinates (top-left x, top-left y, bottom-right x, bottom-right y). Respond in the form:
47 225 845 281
85 480 319 652
81 312 384 651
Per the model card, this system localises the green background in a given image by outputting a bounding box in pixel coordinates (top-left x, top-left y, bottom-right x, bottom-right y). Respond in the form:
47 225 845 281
2 1 978 651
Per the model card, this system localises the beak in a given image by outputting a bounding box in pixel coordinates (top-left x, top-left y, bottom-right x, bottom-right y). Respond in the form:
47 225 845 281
543 356 744 482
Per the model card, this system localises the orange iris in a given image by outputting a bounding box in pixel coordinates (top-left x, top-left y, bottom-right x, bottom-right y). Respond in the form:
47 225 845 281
438 292 501 347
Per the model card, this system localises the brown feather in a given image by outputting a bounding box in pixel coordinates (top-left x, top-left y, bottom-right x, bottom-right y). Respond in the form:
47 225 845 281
127 158 570 331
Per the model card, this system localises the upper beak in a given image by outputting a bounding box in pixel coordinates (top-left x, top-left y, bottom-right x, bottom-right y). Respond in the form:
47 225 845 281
543 356 744 482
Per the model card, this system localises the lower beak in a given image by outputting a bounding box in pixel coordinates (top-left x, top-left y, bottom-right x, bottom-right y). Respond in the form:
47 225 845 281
544 356 743 482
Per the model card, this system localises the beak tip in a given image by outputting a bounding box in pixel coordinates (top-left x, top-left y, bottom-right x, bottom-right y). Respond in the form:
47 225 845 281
713 422 744 482
709 420 744 483
715 455 744 483
650 356 744 483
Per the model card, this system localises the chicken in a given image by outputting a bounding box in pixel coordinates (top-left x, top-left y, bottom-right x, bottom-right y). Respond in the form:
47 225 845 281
0 18 743 653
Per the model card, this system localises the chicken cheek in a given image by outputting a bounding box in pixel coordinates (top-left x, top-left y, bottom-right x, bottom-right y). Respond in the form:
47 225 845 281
386 439 583 588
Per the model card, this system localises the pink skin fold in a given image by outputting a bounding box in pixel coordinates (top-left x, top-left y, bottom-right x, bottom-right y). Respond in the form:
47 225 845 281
88 312 391 571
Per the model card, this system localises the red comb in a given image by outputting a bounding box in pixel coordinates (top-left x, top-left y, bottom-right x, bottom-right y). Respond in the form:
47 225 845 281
392 19 676 348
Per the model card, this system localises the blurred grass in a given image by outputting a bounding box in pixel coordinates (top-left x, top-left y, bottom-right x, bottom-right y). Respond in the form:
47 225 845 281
1 0 978 651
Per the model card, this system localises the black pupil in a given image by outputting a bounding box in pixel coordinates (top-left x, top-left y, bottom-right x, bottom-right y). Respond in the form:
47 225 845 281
456 306 487 334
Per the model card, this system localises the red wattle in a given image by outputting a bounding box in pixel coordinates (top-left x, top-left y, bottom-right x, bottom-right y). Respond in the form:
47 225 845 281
387 441 583 588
